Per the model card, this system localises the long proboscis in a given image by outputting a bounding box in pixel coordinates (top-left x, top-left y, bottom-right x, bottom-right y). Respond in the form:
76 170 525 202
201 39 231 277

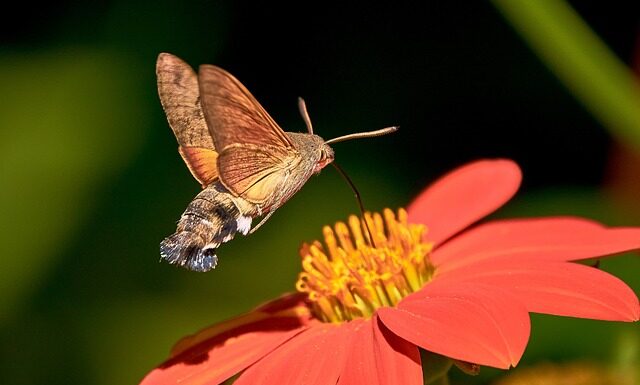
330 162 376 246
325 126 398 145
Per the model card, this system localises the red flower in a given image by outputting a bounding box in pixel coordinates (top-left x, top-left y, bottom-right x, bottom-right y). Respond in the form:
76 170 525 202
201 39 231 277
141 159 640 385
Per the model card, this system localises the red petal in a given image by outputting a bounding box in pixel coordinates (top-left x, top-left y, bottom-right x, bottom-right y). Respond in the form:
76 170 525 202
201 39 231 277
407 159 521 246
338 317 422 385
436 260 640 321
169 293 311 357
432 217 640 271
234 323 354 385
378 283 530 369
141 294 314 385
254 292 310 314
141 320 309 385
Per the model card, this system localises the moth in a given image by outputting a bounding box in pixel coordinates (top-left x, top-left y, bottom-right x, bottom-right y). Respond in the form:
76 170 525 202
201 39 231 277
156 53 396 272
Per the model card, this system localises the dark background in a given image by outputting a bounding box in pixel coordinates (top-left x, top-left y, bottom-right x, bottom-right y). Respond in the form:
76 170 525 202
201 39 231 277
1 1 639 384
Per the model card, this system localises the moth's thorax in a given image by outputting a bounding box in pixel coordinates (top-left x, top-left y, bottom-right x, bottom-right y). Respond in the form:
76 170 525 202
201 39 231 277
286 132 334 175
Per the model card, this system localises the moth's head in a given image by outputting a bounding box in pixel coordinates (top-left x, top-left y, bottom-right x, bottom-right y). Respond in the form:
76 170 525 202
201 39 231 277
315 143 334 173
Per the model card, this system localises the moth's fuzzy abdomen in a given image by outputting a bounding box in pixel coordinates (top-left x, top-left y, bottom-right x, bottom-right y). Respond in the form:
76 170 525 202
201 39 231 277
160 182 257 272
236 215 252 235
160 232 218 272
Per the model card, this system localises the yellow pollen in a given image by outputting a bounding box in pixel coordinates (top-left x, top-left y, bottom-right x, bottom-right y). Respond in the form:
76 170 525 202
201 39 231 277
295 208 434 323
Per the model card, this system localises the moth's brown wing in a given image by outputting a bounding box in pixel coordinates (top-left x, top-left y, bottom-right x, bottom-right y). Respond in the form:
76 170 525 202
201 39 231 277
178 147 219 187
197 64 294 150
156 53 218 187
217 144 300 204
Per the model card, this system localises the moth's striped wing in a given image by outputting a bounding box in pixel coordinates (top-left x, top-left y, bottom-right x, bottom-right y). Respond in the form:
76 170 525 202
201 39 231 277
216 144 300 204
177 147 219 187
198 64 293 150
198 64 298 201
156 53 218 187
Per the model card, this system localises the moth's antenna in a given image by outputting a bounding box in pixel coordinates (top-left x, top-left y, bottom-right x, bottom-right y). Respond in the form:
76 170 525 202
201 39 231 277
325 126 398 145
298 97 314 135
331 162 376 246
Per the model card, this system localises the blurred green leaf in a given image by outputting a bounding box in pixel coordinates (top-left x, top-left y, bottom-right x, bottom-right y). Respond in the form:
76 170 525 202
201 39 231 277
492 0 640 149
0 49 147 324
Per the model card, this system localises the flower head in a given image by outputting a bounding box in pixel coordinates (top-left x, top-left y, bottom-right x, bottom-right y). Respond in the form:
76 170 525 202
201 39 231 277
142 159 640 385
296 208 434 322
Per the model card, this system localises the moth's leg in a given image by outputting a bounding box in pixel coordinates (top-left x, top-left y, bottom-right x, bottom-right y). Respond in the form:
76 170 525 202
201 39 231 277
249 209 276 234
248 172 289 235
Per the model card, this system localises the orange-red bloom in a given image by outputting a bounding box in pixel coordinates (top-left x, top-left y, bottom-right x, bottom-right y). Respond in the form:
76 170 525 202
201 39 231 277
141 159 640 385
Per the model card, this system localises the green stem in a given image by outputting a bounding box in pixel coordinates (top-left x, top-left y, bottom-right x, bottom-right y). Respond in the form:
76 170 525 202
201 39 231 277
492 0 640 150
425 375 450 385
421 350 453 384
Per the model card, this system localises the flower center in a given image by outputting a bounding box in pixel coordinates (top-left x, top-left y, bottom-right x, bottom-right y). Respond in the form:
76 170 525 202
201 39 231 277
295 208 434 323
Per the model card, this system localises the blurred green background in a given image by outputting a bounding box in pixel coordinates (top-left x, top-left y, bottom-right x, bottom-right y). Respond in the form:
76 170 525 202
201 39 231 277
1 1 639 384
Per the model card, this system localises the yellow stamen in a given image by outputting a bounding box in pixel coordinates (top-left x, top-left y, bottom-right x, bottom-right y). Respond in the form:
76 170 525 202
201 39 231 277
296 208 434 323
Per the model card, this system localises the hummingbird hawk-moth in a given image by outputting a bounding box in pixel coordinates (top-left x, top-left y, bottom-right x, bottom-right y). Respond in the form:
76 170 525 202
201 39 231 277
156 53 396 272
